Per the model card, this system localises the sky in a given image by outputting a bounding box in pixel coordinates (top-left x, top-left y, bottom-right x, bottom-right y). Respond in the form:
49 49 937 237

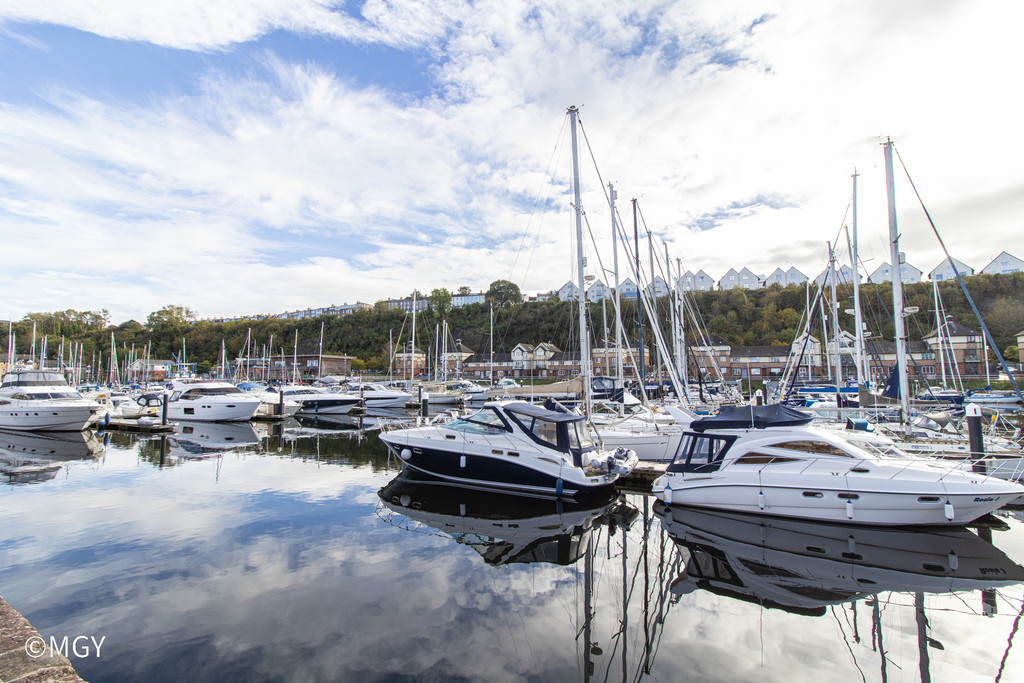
1 0 1022 325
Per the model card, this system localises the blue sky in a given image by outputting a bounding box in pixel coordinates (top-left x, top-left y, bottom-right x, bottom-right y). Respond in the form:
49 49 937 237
1 1 1023 324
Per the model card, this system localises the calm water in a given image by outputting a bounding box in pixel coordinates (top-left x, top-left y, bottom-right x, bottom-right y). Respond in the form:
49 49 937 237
2 418 1024 682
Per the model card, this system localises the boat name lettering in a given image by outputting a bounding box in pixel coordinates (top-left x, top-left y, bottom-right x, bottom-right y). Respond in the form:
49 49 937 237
974 496 999 502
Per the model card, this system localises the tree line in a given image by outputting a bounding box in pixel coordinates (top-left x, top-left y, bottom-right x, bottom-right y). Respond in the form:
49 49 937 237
4 273 1023 375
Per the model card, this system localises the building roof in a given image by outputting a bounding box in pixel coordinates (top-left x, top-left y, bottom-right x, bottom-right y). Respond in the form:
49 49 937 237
730 345 791 359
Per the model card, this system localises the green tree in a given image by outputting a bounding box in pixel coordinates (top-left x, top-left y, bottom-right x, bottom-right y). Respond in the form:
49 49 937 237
486 280 522 308
429 288 452 316
457 286 472 295
147 305 197 329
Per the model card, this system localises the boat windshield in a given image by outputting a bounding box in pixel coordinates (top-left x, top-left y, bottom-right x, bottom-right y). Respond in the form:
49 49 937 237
667 433 734 473
180 386 242 399
507 411 595 457
446 408 509 434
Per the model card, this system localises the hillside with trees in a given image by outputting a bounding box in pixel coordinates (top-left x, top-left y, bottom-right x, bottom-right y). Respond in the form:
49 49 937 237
4 273 1023 376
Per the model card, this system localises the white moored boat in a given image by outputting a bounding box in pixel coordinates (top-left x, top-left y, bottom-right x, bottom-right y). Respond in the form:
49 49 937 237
165 379 261 422
651 404 1024 526
344 381 412 409
379 400 638 499
0 370 101 431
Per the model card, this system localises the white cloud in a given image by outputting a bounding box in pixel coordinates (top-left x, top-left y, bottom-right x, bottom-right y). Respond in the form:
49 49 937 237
1 1 1023 321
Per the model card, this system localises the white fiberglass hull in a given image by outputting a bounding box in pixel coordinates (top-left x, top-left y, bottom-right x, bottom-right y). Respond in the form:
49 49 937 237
0 401 99 431
166 397 261 422
654 458 1024 525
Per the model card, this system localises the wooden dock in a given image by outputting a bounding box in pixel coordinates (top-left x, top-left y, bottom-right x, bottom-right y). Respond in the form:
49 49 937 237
618 463 665 494
0 596 84 682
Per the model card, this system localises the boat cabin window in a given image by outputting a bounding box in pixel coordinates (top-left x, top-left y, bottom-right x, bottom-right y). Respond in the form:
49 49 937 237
772 440 850 457
1 371 70 388
446 408 511 435
667 434 733 473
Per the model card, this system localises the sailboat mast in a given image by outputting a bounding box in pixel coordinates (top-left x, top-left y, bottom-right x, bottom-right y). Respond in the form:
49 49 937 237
884 139 912 420
318 321 324 381
568 106 592 412
851 169 866 384
829 242 843 389
633 198 645 394
489 303 494 385
609 182 625 383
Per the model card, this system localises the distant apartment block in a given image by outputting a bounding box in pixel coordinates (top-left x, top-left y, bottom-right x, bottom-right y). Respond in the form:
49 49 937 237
585 280 611 302
981 251 1024 275
763 266 808 288
277 302 372 320
813 264 855 286
381 297 431 314
929 258 974 281
868 261 922 285
557 281 580 301
452 291 486 307
679 269 715 291
718 267 761 290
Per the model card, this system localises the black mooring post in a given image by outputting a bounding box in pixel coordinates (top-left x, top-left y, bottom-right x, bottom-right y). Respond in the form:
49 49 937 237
966 403 987 473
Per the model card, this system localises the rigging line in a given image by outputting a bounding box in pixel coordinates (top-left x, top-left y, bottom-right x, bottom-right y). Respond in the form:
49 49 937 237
510 115 570 285
893 143 1024 403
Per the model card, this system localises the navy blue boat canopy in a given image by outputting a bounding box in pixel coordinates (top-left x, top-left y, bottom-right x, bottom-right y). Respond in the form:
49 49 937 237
503 401 585 423
690 404 814 432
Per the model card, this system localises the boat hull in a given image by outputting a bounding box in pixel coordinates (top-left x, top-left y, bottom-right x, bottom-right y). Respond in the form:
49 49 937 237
380 434 617 499
165 398 261 422
295 398 361 415
0 403 98 431
654 474 1022 525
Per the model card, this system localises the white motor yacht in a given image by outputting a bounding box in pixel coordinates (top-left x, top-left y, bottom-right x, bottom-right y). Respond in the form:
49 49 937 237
651 404 1024 526
164 379 261 422
379 400 638 498
257 384 359 417
344 381 412 409
0 370 101 431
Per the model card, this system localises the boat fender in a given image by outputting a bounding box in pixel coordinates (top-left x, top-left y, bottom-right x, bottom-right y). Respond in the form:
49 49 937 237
590 458 602 470
944 501 954 521
460 454 466 468
556 478 564 497
400 494 412 507
664 480 673 505
400 448 412 461
460 503 466 517
757 491 765 510
846 499 854 520
948 551 958 571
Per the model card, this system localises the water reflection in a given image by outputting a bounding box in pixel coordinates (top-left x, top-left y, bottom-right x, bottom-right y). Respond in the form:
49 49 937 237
378 470 636 566
656 502 1024 681
2 425 1024 682
0 429 104 460
656 503 1024 615
0 429 104 483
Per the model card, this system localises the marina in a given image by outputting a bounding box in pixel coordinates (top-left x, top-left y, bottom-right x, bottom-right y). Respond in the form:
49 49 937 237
3 412 1024 682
